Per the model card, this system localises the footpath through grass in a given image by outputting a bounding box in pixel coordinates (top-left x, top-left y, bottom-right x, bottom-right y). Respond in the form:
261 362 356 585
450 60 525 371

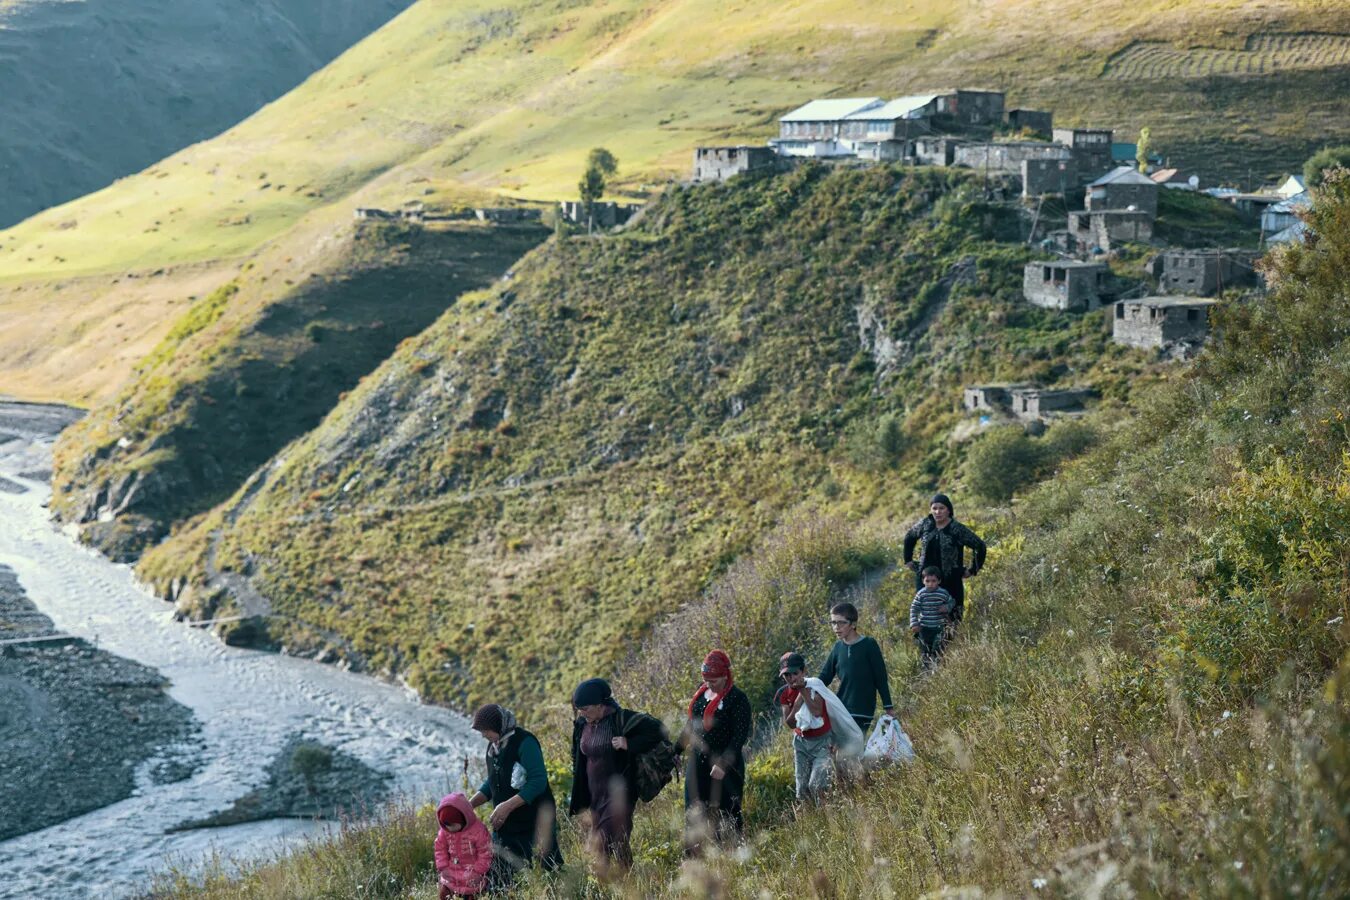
152 177 1350 899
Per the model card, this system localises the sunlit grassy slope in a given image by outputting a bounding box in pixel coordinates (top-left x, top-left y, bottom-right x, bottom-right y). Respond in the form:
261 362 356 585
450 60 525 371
2 0 1347 285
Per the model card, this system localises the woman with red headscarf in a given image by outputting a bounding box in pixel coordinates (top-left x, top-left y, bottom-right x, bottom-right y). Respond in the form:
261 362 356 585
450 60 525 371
681 649 752 850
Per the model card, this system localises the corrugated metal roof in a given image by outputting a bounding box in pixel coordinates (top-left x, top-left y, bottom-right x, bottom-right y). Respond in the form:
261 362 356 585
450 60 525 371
1090 165 1157 187
780 97 882 122
1127 296 1219 308
845 94 941 120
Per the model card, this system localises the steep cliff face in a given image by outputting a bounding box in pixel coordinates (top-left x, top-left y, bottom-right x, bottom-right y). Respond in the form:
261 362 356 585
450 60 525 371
0 0 414 226
130 165 1155 712
50 220 549 560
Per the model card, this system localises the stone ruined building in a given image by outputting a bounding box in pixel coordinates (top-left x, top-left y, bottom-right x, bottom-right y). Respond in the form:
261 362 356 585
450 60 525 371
558 200 639 229
1156 249 1260 296
1008 386 1094 421
1068 208 1154 252
963 383 1034 413
1086 166 1160 217
1112 296 1216 350
1023 260 1112 311
691 146 779 182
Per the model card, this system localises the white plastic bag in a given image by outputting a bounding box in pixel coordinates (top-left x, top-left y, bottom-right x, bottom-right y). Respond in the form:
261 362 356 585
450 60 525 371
863 714 915 767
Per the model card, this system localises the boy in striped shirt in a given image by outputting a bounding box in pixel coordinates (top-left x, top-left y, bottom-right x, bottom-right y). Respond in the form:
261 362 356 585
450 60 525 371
909 566 954 669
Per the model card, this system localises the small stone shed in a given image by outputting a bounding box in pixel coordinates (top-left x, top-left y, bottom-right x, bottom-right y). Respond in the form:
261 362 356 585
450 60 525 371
1158 249 1259 296
1086 166 1160 216
692 145 778 182
1023 260 1110 311
1009 387 1093 420
1069 209 1154 251
1113 296 1216 349
915 136 964 166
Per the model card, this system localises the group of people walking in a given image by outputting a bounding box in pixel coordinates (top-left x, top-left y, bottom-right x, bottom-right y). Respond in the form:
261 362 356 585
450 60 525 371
430 494 985 897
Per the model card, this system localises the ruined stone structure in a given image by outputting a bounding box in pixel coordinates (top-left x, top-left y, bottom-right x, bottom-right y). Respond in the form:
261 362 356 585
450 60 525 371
1158 249 1259 296
1006 108 1053 135
1009 387 1093 420
473 207 542 223
1086 166 1159 216
963 383 1033 412
1023 260 1111 311
915 136 964 166
1053 127 1114 181
1113 297 1216 349
558 200 639 228
952 141 1072 175
1068 209 1154 251
1022 157 1078 198
692 146 778 182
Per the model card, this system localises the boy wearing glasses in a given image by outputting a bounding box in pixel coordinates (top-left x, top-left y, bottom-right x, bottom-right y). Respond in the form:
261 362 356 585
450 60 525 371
818 602 894 733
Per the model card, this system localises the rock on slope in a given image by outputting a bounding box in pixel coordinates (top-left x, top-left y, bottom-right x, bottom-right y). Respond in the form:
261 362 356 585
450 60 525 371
0 0 414 227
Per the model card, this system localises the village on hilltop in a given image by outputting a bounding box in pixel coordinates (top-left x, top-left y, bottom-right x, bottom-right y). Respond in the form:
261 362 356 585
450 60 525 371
354 87 1313 430
691 88 1312 426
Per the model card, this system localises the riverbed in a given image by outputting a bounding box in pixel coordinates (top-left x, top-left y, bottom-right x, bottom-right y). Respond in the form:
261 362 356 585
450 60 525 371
0 404 479 899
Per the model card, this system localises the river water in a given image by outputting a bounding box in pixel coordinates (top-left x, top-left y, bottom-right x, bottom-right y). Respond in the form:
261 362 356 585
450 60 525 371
0 405 479 899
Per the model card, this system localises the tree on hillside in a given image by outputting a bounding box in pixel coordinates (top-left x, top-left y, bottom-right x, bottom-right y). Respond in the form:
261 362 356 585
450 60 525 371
1303 145 1350 187
579 147 618 234
1136 127 1152 173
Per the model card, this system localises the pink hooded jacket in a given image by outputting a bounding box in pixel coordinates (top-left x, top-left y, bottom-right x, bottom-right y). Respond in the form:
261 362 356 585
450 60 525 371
434 792 493 895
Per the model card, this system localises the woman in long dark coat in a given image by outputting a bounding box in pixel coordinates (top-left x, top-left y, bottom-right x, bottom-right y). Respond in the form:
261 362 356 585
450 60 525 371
681 649 752 850
902 492 987 623
568 678 664 870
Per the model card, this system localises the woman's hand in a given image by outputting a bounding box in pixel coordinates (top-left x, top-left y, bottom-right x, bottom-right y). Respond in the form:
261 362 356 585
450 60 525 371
907 560 921 573
488 796 521 830
710 764 726 780
964 566 976 577
611 736 628 750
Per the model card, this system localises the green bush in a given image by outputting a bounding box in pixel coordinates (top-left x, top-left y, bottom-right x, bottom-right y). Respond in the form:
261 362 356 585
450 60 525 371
964 426 1043 501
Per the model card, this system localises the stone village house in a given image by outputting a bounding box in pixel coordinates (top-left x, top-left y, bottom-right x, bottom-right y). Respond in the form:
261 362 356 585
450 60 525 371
1086 166 1160 217
691 145 778 182
1155 248 1259 296
1112 296 1216 349
1022 259 1111 311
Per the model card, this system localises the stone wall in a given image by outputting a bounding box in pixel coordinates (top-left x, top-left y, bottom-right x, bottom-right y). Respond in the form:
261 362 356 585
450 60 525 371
953 141 1071 175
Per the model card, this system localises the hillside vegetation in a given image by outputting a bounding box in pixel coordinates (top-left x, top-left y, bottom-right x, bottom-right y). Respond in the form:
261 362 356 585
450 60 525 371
154 176 1350 900
3 0 1348 284
0 0 415 227
51 220 549 559
124 164 1163 714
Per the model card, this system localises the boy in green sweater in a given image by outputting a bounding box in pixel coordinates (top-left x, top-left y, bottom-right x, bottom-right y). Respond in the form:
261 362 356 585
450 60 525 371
818 602 894 733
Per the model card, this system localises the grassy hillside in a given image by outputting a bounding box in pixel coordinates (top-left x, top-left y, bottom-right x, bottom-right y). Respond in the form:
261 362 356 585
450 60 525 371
0 0 415 227
127 164 1166 713
50 219 549 559
2 0 1347 284
151 174 1350 900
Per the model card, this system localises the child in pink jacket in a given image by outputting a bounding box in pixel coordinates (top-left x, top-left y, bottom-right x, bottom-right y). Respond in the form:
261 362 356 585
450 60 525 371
434 792 493 899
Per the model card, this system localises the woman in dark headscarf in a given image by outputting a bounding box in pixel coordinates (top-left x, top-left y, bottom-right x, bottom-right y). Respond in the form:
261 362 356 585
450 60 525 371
467 703 562 890
902 493 987 623
680 649 752 851
568 678 664 869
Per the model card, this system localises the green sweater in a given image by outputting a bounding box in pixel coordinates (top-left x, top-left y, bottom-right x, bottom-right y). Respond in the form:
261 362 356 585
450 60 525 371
818 635 892 721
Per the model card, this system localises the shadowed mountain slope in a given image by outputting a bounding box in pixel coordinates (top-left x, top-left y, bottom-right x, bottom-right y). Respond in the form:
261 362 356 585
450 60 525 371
0 0 415 227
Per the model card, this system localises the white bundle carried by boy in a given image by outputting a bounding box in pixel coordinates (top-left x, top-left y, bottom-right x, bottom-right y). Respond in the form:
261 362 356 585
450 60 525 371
863 714 915 767
801 677 865 757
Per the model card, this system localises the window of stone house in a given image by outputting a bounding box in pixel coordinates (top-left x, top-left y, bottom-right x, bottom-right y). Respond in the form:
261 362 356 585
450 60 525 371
1187 309 1199 321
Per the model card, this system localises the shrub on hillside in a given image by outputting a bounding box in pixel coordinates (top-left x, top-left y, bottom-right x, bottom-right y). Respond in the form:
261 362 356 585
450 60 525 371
965 419 1100 502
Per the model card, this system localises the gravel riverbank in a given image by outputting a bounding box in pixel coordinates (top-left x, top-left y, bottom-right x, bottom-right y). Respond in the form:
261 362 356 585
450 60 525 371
0 565 200 841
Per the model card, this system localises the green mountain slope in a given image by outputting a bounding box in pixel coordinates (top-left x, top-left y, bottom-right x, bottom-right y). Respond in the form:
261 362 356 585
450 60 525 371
2 0 1347 285
0 0 415 227
51 220 549 559
152 175 1350 900
125 164 1164 712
